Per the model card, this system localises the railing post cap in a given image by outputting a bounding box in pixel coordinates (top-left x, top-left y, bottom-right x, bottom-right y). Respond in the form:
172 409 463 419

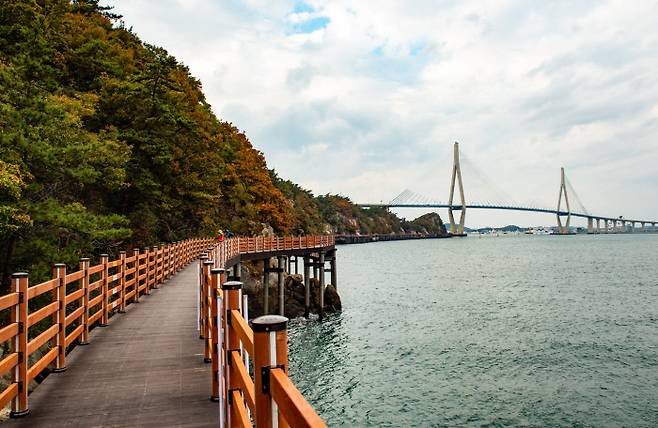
222 280 242 290
119 251 126 254
133 248 140 251
53 263 66 268
80 257 90 262
199 254 209 260
203 260 214 266
210 268 225 274
11 272 28 278
100 254 109 258
251 315 288 332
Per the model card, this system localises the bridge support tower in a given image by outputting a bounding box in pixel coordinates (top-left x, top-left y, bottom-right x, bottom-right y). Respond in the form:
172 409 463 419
448 142 466 235
556 167 571 234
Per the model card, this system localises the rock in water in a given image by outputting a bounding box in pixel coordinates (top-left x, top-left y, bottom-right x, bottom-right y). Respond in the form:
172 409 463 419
324 284 342 311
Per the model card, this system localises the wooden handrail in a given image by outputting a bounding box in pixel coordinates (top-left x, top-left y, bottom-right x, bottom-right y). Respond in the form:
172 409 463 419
1 234 332 421
0 238 212 418
230 309 254 355
230 350 256 413
229 389 251 428
201 237 335 427
270 368 327 428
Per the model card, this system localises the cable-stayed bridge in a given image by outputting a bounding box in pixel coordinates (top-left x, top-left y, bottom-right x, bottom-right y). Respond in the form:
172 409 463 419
358 143 658 235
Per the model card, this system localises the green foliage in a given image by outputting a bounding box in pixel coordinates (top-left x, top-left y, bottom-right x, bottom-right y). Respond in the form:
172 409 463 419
0 0 445 291
0 1 295 288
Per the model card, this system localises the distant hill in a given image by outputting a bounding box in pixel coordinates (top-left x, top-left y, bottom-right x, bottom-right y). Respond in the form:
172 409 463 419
270 173 447 236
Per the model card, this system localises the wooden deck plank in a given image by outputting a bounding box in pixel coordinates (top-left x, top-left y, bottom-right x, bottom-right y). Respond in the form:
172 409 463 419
6 265 218 427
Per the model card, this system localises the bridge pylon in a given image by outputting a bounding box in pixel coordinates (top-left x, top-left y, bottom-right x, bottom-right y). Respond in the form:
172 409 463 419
448 142 466 235
556 167 572 234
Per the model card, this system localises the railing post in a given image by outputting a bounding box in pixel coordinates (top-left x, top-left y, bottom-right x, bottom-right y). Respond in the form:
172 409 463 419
133 248 141 303
119 251 126 313
198 254 208 339
80 258 90 345
100 254 109 326
152 245 159 289
252 315 289 428
53 263 67 372
203 259 214 363
145 247 153 294
210 268 225 403
222 280 243 426
10 272 29 418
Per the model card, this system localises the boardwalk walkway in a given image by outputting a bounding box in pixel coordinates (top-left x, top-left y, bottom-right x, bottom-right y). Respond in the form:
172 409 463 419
7 264 218 427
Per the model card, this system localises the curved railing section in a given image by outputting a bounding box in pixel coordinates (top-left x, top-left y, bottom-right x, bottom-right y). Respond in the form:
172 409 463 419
198 235 333 427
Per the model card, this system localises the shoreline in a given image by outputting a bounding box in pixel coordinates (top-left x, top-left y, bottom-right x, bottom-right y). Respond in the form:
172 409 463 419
335 233 452 245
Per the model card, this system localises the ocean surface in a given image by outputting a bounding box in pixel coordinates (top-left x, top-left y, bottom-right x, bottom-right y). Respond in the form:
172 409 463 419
286 234 658 427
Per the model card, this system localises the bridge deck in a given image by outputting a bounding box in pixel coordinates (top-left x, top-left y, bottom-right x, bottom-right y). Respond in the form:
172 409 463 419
7 264 218 427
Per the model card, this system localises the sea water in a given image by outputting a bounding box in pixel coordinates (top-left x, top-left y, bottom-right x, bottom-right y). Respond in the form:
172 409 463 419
287 234 658 427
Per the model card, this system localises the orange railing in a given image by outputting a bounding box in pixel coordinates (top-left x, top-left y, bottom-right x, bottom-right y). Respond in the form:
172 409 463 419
1 234 334 423
211 235 335 269
199 235 333 427
0 238 212 416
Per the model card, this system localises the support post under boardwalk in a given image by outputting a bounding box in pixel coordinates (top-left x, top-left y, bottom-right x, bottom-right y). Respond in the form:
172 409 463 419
330 250 337 290
263 258 270 315
319 252 325 321
304 256 310 318
278 256 285 316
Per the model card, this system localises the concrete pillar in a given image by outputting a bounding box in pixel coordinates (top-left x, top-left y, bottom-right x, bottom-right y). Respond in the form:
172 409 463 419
587 217 594 234
596 218 601 233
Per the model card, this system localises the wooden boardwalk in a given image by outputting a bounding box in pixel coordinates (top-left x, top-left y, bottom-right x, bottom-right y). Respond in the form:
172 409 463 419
7 264 218 427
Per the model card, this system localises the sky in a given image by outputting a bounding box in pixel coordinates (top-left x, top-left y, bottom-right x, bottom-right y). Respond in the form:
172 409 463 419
107 0 658 227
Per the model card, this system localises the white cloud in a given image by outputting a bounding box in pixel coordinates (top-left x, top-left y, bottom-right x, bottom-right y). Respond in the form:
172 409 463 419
107 0 658 227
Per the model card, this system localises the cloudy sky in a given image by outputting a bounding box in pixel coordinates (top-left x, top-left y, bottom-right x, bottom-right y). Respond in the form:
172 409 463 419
108 0 658 227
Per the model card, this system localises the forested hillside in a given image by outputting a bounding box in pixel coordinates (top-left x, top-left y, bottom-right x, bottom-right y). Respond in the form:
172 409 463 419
0 1 444 288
